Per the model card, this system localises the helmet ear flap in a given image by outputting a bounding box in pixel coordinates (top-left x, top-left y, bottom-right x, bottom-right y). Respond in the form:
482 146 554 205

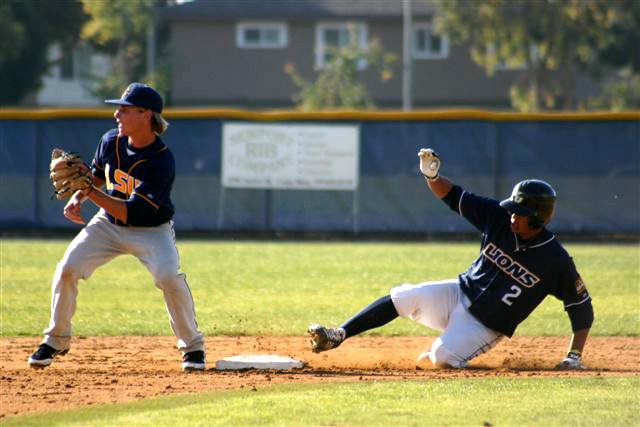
527 215 544 229
527 199 556 229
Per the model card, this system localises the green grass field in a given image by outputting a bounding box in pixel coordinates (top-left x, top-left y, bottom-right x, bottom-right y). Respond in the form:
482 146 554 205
1 239 639 425
4 377 639 427
1 239 638 337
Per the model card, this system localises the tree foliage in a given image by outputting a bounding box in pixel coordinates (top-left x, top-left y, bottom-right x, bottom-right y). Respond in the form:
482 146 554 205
285 34 396 110
434 0 638 111
81 0 172 100
584 0 640 110
0 0 87 105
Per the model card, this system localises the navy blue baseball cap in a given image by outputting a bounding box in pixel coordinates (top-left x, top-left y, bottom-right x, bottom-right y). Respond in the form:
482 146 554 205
104 83 163 113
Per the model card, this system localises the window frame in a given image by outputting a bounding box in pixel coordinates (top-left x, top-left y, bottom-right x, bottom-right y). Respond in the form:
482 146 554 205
315 22 368 69
236 22 288 49
412 21 449 60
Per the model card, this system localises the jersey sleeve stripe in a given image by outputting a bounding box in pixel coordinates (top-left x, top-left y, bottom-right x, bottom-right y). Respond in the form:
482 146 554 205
458 191 466 216
564 294 591 308
132 192 160 210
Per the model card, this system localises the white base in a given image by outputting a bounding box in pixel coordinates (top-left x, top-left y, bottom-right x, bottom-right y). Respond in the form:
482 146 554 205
215 354 306 370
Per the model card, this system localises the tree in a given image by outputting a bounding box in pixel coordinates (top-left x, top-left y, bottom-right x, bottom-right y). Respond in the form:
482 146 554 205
285 32 396 110
583 0 640 110
81 0 173 101
434 0 637 111
587 75 640 110
0 0 87 105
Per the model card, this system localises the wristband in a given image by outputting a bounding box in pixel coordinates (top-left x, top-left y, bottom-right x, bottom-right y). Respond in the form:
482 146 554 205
423 173 439 182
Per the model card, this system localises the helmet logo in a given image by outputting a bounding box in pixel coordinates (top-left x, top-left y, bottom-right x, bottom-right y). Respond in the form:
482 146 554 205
122 85 133 98
513 195 524 203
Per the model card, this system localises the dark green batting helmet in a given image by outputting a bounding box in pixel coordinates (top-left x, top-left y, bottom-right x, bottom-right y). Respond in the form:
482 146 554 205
500 179 557 229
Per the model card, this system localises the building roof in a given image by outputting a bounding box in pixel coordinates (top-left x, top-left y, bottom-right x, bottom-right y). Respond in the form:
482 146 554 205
167 0 436 21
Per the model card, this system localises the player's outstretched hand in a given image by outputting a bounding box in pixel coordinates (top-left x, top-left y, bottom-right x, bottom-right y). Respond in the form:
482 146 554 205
417 148 440 180
554 350 587 370
63 192 86 225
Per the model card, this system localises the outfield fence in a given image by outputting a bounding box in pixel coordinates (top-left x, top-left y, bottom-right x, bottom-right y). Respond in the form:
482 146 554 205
1 109 638 234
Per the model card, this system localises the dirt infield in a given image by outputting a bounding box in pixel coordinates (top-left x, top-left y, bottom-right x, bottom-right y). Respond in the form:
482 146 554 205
1 336 638 417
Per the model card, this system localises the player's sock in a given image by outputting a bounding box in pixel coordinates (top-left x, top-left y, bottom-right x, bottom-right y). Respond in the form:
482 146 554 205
340 294 399 339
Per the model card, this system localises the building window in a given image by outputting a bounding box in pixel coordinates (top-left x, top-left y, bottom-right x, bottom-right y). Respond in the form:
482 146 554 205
412 22 449 60
315 22 367 69
236 22 288 49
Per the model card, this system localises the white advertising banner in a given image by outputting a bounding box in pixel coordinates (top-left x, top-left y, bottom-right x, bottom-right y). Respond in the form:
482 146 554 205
222 123 359 190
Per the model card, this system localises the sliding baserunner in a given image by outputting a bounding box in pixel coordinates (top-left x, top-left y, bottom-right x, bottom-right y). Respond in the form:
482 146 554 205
309 148 593 370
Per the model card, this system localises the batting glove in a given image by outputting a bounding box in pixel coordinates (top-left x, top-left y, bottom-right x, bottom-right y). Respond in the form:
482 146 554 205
555 350 587 370
418 148 441 180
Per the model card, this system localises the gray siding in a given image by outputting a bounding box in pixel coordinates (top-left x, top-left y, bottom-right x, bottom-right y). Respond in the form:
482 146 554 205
171 18 523 108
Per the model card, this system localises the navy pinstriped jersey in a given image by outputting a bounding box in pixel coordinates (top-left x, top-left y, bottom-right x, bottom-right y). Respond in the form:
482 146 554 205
91 129 175 227
442 185 591 337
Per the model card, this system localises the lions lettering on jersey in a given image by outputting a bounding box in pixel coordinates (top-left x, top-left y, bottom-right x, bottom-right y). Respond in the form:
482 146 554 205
482 243 540 288
104 163 142 196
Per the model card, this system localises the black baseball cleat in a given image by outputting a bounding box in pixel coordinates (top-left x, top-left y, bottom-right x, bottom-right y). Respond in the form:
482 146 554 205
308 324 345 353
182 350 206 371
28 343 69 368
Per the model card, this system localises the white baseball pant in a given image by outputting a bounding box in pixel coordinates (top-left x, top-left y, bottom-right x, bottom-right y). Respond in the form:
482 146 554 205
42 211 205 354
391 279 503 368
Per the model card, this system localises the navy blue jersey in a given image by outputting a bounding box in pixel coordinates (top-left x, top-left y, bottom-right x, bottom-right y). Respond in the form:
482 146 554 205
442 185 591 337
91 129 175 227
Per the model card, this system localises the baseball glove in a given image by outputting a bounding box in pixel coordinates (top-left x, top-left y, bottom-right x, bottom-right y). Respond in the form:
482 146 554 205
49 148 93 200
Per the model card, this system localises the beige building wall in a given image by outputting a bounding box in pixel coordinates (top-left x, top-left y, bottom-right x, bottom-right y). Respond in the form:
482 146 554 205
364 21 522 107
171 18 524 108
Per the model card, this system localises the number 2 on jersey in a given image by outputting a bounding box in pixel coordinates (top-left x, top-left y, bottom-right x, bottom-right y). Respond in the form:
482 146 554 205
502 285 522 306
